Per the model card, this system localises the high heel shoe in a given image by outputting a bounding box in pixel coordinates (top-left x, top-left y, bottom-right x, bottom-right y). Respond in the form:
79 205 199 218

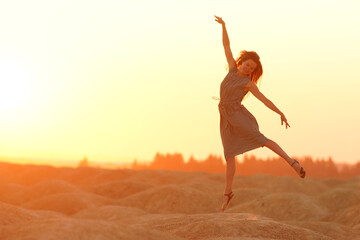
221 191 234 211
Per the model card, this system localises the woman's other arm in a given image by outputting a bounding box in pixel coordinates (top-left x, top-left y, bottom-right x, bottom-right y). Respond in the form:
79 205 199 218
245 81 291 128
214 15 236 70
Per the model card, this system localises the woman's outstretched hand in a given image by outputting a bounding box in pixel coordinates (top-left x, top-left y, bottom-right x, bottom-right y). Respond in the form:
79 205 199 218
214 15 225 25
280 113 290 129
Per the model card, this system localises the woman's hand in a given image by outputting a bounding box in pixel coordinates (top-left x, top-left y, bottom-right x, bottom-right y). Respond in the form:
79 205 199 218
280 113 290 129
214 15 225 25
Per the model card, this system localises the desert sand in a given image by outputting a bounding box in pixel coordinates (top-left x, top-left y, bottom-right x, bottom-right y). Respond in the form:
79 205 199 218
0 161 359 240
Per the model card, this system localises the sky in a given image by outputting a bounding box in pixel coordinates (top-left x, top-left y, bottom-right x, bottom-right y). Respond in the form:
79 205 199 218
0 0 359 166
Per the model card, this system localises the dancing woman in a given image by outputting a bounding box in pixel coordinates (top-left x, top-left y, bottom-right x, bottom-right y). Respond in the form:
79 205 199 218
214 15 306 211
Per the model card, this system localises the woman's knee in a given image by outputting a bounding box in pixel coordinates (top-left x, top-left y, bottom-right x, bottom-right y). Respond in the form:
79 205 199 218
226 156 236 164
264 139 274 147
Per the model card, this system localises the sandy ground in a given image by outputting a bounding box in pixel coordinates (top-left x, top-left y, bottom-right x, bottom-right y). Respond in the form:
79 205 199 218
0 162 359 240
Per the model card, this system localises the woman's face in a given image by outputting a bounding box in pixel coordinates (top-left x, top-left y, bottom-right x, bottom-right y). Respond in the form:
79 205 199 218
240 59 257 76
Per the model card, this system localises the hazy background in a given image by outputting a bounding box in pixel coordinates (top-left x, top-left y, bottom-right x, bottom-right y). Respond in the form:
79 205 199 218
1 0 359 165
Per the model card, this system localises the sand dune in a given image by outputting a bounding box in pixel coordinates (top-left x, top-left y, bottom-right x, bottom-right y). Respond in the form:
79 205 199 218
0 183 27 205
87 180 155 199
118 184 220 214
329 203 360 228
127 169 208 186
228 192 330 221
14 179 80 205
284 221 360 240
317 188 360 211
22 192 117 215
181 175 224 194
232 175 328 196
1 218 183 240
72 205 148 222
0 202 43 225
136 213 332 240
1 162 360 240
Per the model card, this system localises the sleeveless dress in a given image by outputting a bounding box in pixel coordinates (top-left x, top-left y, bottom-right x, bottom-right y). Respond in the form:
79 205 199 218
218 67 269 160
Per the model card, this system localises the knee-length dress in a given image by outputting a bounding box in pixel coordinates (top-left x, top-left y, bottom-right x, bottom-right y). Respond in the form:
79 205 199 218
218 67 269 160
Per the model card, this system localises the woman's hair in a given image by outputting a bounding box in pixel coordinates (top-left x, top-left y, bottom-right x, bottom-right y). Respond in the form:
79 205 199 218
235 50 263 85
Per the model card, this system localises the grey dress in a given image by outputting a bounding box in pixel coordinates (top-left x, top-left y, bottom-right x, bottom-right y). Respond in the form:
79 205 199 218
218 67 269 160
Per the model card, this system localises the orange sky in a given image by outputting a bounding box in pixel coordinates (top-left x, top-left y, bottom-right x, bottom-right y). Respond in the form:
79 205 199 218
0 0 359 166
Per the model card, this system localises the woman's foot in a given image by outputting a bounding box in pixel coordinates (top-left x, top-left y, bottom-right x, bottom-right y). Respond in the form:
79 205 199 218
291 159 306 178
221 191 234 211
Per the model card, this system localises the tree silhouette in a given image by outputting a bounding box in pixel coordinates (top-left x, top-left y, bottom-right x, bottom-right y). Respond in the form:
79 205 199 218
131 152 360 179
78 156 89 168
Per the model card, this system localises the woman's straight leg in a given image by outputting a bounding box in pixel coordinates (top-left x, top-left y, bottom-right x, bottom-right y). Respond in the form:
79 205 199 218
224 156 236 194
222 156 236 210
264 139 293 164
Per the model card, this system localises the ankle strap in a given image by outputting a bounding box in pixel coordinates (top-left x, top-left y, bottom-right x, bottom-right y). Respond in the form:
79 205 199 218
291 160 299 167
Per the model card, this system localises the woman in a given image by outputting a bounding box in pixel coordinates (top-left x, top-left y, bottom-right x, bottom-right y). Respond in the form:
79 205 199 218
214 15 306 211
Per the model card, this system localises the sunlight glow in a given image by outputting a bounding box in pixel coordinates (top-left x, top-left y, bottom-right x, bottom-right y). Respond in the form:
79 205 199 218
0 0 359 165
0 57 33 110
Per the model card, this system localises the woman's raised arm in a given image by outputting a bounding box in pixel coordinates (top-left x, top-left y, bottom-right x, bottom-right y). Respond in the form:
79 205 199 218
214 15 236 70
